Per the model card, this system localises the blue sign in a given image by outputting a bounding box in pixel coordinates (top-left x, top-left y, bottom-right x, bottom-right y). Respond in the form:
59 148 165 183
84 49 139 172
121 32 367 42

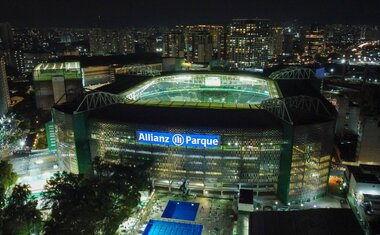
137 131 220 148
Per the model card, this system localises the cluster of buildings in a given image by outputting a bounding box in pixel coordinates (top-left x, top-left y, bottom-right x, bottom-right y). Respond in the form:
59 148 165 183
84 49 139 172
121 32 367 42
1 21 380 76
1 19 380 234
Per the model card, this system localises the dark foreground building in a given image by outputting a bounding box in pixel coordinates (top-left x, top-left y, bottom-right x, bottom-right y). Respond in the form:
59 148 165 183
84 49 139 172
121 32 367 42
52 69 336 204
249 209 364 235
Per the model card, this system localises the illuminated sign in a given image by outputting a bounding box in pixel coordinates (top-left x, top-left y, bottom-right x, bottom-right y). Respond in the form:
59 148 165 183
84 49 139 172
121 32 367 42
137 131 220 148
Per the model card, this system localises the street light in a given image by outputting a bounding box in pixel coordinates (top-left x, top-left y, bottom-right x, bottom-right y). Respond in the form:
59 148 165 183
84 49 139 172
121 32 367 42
19 139 25 148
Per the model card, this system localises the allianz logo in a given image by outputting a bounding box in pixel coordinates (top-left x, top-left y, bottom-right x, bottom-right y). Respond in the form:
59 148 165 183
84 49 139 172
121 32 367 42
138 132 219 147
172 134 185 146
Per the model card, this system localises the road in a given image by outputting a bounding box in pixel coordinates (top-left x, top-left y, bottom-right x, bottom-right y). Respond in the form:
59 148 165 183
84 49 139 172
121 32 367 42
9 151 59 194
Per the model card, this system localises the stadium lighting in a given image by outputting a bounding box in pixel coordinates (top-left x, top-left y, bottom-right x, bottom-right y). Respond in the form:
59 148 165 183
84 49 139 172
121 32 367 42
175 75 192 81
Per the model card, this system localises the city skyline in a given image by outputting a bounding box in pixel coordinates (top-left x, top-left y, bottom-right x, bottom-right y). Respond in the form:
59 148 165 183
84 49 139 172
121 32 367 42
1 1 380 234
1 0 380 27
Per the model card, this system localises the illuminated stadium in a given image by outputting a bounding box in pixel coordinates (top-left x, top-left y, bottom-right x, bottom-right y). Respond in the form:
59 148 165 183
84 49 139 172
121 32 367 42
52 70 336 204
122 74 279 105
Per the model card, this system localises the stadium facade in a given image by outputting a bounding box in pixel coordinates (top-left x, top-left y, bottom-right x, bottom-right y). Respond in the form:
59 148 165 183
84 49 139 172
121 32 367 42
52 69 335 204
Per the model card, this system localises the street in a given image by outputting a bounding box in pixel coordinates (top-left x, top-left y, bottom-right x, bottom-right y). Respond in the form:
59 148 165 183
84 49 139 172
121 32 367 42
9 150 59 194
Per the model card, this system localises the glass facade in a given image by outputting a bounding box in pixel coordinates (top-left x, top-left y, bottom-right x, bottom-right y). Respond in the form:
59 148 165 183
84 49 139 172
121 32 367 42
52 109 79 174
88 121 283 193
288 121 334 202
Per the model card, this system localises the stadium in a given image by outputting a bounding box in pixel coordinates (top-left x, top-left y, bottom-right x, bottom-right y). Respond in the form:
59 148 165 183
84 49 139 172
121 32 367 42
52 69 335 204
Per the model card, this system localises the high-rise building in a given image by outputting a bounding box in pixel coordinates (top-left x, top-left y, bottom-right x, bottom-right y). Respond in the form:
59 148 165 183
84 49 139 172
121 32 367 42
0 57 10 116
283 31 294 55
12 49 24 73
0 23 14 66
89 28 134 55
227 19 272 69
178 25 224 63
183 31 213 63
271 27 284 57
162 30 185 58
304 26 325 57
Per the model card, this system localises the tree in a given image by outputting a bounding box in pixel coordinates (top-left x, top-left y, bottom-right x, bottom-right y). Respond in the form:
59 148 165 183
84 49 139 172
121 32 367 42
0 160 18 235
94 159 151 234
2 184 42 235
0 161 40 235
43 158 151 235
43 172 96 235
0 160 18 199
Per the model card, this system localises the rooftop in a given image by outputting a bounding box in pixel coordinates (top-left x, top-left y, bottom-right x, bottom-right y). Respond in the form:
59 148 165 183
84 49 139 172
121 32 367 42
34 62 80 71
249 209 364 235
88 103 283 130
360 164 380 176
33 62 82 81
121 73 280 106
239 189 254 204
352 172 380 184
52 72 335 127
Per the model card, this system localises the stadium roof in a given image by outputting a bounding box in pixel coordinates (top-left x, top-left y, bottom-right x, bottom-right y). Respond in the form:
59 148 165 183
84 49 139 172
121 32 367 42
121 73 279 105
95 75 153 94
88 103 283 130
276 79 321 98
249 209 364 235
53 72 336 126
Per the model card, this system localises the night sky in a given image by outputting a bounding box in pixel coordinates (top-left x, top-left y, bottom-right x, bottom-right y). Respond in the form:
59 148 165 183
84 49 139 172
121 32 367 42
1 0 380 27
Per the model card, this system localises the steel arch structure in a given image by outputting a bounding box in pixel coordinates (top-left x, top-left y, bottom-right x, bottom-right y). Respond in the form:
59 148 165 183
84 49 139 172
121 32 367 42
260 98 292 123
269 67 315 80
260 95 331 124
74 92 130 113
